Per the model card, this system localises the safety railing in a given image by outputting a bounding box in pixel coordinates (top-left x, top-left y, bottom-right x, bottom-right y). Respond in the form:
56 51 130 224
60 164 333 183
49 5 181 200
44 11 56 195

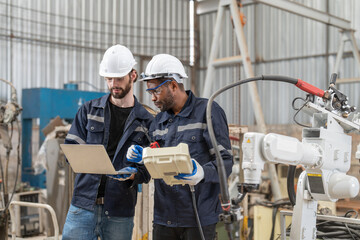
9 200 59 240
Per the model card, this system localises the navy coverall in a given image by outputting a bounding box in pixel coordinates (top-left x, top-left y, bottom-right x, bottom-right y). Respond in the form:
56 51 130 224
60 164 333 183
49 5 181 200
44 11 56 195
65 94 153 217
150 90 233 227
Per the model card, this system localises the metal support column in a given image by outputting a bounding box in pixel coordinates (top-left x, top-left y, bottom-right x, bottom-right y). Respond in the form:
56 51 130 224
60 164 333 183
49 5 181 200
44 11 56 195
202 0 267 133
202 0 281 201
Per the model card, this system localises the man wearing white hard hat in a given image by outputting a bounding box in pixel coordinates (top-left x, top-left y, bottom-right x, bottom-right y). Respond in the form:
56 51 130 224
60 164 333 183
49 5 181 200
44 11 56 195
62 44 153 240
126 54 233 240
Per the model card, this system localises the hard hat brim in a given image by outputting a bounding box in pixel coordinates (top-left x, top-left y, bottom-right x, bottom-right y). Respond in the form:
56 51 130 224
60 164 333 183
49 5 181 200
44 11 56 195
99 64 136 78
139 73 185 83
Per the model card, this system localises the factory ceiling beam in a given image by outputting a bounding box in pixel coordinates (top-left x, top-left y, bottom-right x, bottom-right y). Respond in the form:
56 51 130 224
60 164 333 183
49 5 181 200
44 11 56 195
197 0 352 30
256 0 352 30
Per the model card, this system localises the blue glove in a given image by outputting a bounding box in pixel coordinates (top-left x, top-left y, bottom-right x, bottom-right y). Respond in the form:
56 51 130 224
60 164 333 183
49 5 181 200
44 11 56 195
108 167 138 181
126 145 144 164
174 159 204 185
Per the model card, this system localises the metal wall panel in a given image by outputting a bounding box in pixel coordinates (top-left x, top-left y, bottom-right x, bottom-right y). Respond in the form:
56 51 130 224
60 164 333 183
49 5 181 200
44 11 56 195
1 0 359 125
0 0 190 108
198 0 360 125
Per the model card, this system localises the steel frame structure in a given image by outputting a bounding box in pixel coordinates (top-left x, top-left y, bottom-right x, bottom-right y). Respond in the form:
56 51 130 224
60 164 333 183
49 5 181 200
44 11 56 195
201 0 360 203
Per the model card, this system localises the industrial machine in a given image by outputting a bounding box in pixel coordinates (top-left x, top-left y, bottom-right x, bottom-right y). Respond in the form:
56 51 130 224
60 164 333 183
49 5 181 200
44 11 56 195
206 73 360 239
21 85 106 188
0 78 22 240
0 81 106 238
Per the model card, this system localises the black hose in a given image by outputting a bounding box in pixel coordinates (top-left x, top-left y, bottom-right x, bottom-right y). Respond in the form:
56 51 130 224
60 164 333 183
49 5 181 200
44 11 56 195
206 75 305 239
7 120 21 205
270 206 279 240
249 199 292 240
291 97 311 128
206 75 301 201
316 210 360 239
0 152 3 207
287 165 297 206
0 126 6 206
344 223 356 240
189 185 205 240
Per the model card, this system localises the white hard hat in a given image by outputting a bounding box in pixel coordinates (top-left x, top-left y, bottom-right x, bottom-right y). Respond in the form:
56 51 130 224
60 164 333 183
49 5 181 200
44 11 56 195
99 44 137 78
140 54 188 83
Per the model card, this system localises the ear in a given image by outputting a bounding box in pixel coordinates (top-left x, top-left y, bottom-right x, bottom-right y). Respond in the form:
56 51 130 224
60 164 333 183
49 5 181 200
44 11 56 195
130 70 138 82
169 80 178 91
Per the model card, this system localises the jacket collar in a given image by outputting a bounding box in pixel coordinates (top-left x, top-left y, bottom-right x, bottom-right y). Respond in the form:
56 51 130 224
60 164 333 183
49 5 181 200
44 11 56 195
92 93 110 108
93 94 152 121
158 90 195 123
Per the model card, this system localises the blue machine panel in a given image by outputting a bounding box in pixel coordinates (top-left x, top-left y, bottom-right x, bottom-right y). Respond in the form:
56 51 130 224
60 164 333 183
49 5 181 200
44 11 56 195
22 88 106 188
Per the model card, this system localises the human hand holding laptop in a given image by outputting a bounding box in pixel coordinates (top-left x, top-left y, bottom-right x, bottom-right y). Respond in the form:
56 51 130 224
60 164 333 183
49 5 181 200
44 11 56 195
60 144 139 181
108 166 138 181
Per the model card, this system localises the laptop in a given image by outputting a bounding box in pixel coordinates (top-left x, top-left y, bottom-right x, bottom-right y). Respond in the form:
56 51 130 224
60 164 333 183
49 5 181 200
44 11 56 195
60 144 118 175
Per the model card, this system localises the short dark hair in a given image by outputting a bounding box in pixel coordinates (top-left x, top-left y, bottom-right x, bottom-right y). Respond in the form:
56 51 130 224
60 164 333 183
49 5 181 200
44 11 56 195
177 83 185 91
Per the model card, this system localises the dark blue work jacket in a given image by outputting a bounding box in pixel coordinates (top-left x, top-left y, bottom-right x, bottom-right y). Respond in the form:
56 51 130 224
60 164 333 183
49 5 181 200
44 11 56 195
149 90 233 227
65 94 153 217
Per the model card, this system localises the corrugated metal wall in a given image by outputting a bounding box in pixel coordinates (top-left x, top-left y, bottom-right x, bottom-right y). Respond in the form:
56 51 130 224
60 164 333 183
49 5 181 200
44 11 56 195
198 0 360 126
0 0 190 109
1 0 359 126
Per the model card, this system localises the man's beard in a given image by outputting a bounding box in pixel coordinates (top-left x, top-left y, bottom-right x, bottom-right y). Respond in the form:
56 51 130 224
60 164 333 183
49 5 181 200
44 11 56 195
155 88 174 112
110 78 132 99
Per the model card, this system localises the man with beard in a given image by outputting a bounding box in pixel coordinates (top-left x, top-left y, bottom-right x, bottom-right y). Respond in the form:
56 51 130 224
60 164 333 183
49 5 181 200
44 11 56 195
62 44 153 240
126 54 233 240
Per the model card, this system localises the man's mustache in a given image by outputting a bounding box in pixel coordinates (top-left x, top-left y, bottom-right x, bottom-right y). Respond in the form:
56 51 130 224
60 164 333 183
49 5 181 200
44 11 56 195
111 87 122 91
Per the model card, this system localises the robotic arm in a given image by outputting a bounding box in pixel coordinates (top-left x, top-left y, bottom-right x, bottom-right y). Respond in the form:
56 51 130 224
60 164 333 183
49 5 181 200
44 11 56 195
242 132 320 185
242 132 359 201
206 73 360 239
240 74 360 239
242 129 359 239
